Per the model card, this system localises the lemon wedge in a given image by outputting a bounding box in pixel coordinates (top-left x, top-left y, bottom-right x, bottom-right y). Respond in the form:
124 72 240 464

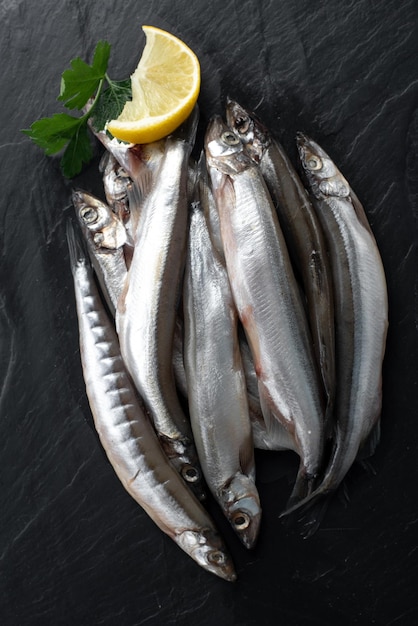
106 25 200 144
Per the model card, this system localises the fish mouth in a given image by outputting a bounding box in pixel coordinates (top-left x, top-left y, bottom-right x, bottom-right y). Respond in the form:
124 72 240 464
225 98 249 133
204 115 228 150
295 131 311 158
175 528 237 582
296 132 326 163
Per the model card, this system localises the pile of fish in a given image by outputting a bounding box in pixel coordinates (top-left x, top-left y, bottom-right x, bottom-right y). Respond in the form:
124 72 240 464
67 100 388 581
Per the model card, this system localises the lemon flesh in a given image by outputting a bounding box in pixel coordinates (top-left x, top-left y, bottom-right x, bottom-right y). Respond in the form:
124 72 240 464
106 26 200 144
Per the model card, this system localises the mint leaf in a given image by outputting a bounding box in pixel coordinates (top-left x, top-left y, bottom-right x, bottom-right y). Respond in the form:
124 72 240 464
22 113 83 155
60 123 93 177
58 40 111 110
91 79 132 131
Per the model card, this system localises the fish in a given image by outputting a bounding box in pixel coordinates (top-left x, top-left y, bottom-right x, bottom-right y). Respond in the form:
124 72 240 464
225 100 335 426
72 190 127 316
205 116 325 506
66 222 236 581
88 114 166 242
183 189 262 549
87 114 165 192
285 133 388 532
99 151 132 227
116 107 206 500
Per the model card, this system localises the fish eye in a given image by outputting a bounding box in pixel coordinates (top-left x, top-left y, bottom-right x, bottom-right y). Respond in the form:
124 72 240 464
221 131 240 146
181 464 200 483
208 550 226 565
80 206 99 224
232 512 250 530
306 156 323 171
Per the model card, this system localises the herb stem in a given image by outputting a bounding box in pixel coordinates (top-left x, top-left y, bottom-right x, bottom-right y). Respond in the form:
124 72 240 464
80 76 106 122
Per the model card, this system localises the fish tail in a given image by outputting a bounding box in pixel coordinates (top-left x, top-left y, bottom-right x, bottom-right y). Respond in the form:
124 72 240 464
282 491 332 539
286 464 318 509
356 420 381 461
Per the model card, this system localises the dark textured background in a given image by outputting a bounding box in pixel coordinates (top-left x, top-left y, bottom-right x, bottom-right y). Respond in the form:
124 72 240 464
1 1 418 624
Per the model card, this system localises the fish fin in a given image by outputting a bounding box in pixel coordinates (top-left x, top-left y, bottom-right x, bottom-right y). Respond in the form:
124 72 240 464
281 482 333 538
356 421 381 461
238 435 256 479
132 166 154 201
286 463 317 510
257 382 276 434
284 493 332 539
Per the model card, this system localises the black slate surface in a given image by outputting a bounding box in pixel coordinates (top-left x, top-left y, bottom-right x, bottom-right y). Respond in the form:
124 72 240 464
1 1 418 624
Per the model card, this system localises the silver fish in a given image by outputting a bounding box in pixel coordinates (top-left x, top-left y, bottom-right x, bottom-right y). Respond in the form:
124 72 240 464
183 193 261 549
99 151 132 226
66 223 236 581
88 113 166 240
205 116 325 505
116 107 205 499
72 190 127 316
88 114 165 191
226 100 334 426
287 133 388 528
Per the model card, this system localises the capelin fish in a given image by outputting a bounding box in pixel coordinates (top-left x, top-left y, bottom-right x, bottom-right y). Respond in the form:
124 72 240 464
183 191 261 549
116 107 206 500
285 133 388 530
99 151 132 236
226 100 334 426
88 114 165 239
205 116 325 505
72 190 127 316
66 223 236 582
87 113 165 190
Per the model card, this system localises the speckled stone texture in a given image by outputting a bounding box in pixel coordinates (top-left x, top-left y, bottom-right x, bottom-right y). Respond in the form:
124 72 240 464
1 1 417 625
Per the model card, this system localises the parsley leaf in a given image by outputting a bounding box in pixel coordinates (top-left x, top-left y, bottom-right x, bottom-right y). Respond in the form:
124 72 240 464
22 40 133 178
22 113 83 155
60 123 93 178
58 40 111 110
91 79 132 132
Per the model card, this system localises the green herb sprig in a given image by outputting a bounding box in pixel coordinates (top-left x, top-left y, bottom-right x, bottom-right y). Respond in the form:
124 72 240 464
22 41 131 178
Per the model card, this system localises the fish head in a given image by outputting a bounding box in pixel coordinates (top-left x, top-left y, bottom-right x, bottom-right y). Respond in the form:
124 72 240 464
101 155 132 223
296 133 350 199
175 527 237 582
204 115 253 176
225 98 270 163
72 190 127 250
220 474 262 549
102 153 131 200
